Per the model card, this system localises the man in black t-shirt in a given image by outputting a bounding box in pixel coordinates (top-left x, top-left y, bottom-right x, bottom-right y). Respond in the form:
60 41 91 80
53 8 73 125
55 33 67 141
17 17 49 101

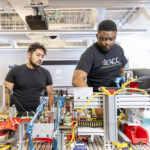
72 20 127 117
72 20 127 90
4 42 54 116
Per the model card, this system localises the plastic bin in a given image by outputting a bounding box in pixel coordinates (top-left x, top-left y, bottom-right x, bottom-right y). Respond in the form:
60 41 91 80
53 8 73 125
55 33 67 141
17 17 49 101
124 126 149 144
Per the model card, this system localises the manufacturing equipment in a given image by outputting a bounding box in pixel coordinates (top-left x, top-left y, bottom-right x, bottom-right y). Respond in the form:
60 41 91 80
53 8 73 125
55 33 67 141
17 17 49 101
0 76 150 150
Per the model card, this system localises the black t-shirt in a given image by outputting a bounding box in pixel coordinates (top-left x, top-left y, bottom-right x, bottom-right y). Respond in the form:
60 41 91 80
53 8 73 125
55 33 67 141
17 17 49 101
76 42 127 88
5 64 53 112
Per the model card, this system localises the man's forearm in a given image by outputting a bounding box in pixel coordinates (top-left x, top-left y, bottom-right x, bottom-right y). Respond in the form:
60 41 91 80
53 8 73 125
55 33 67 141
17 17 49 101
120 67 125 76
72 70 88 87
72 79 88 87
48 95 54 110
5 88 11 106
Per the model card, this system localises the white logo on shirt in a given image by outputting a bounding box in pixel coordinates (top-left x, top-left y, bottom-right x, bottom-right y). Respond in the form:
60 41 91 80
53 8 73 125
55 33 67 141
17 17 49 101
102 57 120 66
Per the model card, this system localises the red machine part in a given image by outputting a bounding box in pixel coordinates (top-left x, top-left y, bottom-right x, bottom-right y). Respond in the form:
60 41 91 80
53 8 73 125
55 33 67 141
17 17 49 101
129 82 138 92
67 134 72 141
108 89 116 95
129 82 138 88
0 117 31 136
34 138 53 143
124 126 149 144
66 134 89 143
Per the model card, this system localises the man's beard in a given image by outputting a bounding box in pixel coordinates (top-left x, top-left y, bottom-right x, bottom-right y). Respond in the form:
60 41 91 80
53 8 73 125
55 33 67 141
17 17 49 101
30 59 40 68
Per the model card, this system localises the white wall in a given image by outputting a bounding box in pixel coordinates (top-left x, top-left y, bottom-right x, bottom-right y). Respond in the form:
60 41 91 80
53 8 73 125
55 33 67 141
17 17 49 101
117 32 150 69
0 50 27 84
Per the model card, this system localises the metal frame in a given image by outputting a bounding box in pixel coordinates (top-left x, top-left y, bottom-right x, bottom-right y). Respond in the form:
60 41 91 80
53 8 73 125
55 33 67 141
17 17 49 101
17 121 30 150
58 130 64 150
104 94 150 149
74 87 103 108
0 84 5 109
116 95 150 108
104 96 117 149
73 87 150 149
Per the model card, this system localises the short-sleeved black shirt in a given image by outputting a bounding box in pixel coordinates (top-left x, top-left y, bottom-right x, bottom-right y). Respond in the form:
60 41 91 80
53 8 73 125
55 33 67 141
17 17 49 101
76 42 127 88
5 64 53 111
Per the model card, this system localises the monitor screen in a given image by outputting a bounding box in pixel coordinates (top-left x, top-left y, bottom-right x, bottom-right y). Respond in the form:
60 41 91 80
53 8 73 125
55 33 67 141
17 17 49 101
42 60 78 87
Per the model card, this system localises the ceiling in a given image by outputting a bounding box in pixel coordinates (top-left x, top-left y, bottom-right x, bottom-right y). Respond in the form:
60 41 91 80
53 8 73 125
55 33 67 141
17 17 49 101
0 0 150 49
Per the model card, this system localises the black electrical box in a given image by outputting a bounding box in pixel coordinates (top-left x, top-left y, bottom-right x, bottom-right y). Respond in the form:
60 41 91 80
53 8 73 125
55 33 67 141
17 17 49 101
133 69 150 89
25 15 48 30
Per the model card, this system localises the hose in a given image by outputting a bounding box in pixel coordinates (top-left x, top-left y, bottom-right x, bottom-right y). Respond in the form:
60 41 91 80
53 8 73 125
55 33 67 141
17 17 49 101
114 88 148 95
66 123 78 146
112 141 128 148
0 145 11 150
101 87 111 96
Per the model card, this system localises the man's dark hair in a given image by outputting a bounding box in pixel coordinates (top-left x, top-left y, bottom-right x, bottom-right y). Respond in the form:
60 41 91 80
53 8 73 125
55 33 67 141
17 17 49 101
98 20 117 32
28 42 47 54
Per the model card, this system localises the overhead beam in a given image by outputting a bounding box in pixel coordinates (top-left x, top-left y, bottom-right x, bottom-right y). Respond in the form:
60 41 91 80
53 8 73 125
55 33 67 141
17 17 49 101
118 8 139 27
128 7 150 24
0 29 147 34
7 0 34 22
48 0 150 8
0 47 85 51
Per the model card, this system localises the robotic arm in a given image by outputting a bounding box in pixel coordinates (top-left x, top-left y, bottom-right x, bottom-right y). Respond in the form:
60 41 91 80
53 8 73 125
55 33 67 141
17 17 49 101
26 97 48 150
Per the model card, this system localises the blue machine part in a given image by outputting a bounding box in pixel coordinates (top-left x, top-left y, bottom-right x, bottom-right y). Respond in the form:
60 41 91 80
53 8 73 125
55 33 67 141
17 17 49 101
52 138 57 150
115 76 125 88
26 97 48 150
55 96 65 150
54 96 65 108
74 143 87 150
54 96 58 107
59 96 65 108
55 96 65 128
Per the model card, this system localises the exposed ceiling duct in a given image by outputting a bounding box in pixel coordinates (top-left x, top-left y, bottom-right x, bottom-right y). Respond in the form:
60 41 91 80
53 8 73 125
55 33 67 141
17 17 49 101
0 11 26 30
47 0 150 8
0 0 149 48
15 39 87 48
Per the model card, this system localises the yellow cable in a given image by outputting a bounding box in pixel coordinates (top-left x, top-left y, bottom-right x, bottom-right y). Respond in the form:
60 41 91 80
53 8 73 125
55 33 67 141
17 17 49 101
101 87 111 96
112 141 128 148
0 114 8 120
89 118 96 121
76 92 104 112
14 112 18 117
0 145 11 150
66 121 78 146
72 124 78 142
0 146 5 147
121 78 136 88
114 88 148 95
66 123 78 146
91 108 95 115
118 112 125 127
72 121 77 124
